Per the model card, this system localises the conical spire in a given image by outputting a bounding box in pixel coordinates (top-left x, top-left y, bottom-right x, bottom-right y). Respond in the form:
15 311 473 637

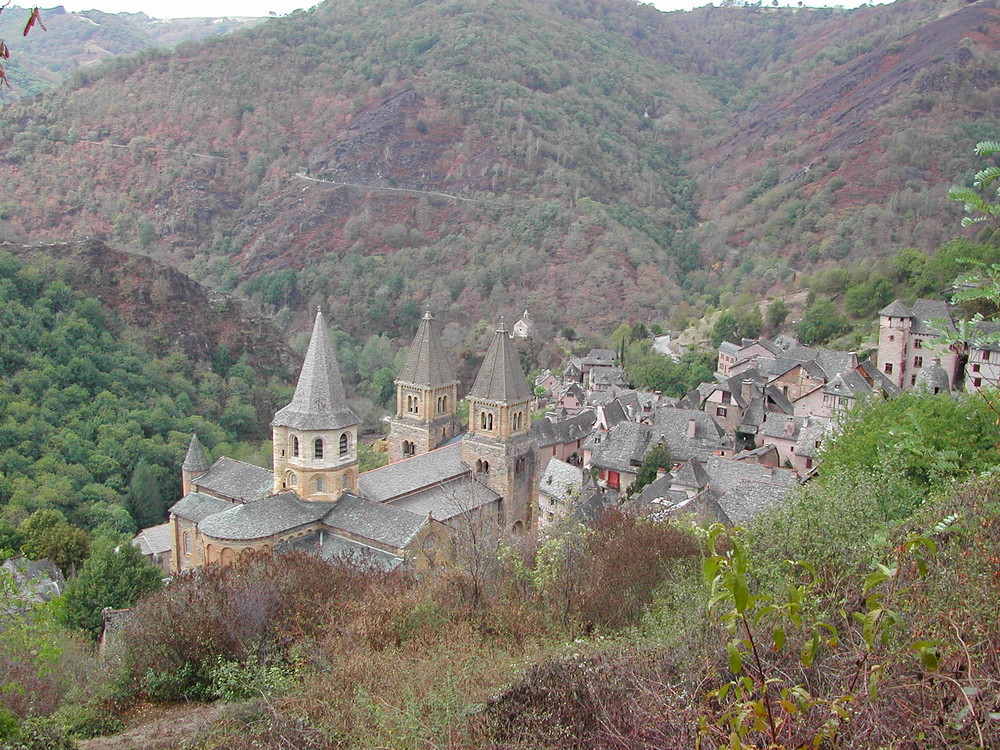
467 322 533 404
272 309 359 430
182 434 210 472
397 309 457 389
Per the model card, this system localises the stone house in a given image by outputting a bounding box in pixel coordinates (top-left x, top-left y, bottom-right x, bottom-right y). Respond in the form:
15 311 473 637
877 299 960 390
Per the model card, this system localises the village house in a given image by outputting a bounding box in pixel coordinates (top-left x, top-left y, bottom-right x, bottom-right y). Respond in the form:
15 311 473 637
877 299 960 391
964 321 1000 392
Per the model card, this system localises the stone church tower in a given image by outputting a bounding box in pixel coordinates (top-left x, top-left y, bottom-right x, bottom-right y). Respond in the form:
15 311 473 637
388 310 460 463
272 309 361 501
181 433 210 496
461 321 537 532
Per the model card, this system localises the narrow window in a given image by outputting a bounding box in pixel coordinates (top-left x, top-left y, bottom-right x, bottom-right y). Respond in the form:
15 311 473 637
339 433 349 456
487 413 494 430
480 411 487 429
884 363 893 374
292 435 299 457
914 356 923 368
314 476 325 493
183 532 191 556
314 438 324 459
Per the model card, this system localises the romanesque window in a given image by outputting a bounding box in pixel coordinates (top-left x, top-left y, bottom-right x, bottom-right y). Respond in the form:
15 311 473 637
314 476 325 493
403 440 415 457
441 395 448 412
475 459 490 474
288 472 298 486
407 395 419 414
292 435 300 457
480 412 487 429
515 457 525 474
512 412 522 430
487 413 494 430
183 532 191 555
341 472 352 490
339 433 349 456
314 438 324 459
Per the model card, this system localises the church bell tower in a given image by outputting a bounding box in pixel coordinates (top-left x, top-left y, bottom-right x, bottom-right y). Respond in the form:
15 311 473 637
388 309 460 463
272 309 361 501
461 319 537 532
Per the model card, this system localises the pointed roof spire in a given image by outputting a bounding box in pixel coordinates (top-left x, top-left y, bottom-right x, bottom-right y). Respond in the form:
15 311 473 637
468 322 533 404
183 434 210 472
272 309 359 430
397 308 457 389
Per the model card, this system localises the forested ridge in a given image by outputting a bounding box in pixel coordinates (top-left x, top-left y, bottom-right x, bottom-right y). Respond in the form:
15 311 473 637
0 0 994 346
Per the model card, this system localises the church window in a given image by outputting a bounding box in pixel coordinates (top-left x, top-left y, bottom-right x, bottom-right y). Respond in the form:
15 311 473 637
403 440 415 457
314 438 324 459
512 412 522 430
480 411 487 429
441 395 448 412
487 413 494 431
341 472 352 490
339 433 349 456
287 472 298 487
515 457 526 474
183 532 191 556
292 436 300 457
314 476 325 493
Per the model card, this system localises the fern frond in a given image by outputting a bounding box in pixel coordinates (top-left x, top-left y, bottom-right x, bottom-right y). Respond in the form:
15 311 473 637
974 140 1000 156
973 166 1000 190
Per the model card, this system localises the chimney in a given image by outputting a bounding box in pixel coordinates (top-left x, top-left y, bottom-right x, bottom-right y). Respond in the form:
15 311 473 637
784 416 796 437
741 379 754 403
687 419 697 439
849 351 858 369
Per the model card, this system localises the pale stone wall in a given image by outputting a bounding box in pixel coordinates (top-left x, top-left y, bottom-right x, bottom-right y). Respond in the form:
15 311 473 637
272 424 358 499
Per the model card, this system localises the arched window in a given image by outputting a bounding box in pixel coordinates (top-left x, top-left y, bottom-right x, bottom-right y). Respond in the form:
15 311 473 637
483 460 489 473
292 435 299 458
314 475 325 493
442 395 447 412
287 471 298 487
476 459 483 473
403 440 415 457
341 472 352 490
314 438 324 459
480 411 487 429
183 532 191 556
487 413 494 431
339 433 349 456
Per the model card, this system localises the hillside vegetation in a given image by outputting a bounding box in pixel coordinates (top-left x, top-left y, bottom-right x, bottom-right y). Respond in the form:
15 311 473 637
0 0 994 345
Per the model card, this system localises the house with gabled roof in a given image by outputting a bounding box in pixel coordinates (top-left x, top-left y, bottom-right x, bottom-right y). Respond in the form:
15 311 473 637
965 320 1000 392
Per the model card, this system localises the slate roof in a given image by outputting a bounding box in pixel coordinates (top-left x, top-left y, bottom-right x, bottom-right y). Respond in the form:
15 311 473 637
468 324 533 404
194 457 274 503
132 523 172 556
584 349 617 366
572 480 616 524
198 491 330 541
388 476 500 522
649 407 725 463
879 299 913 317
358 442 466 503
396 310 457 389
700 455 799 525
757 414 802 440
590 367 629 388
794 417 833 459
531 411 596 448
169 491 234 523
539 459 584 504
324 493 427 549
673 460 710 489
275 531 403 571
914 360 951 392
182 434 210 473
911 299 955 334
591 421 650 473
273 309 360 430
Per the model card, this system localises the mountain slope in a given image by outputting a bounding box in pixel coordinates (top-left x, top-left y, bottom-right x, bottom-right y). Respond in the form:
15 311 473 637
0 0 995 339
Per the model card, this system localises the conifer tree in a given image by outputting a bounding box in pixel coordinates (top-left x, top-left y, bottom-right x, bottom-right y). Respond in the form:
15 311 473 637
126 459 164 530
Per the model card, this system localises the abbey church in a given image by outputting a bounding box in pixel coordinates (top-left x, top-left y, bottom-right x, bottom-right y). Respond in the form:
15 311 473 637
163 309 539 574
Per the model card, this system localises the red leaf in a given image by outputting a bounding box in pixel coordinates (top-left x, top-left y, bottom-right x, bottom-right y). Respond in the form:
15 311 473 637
24 7 46 36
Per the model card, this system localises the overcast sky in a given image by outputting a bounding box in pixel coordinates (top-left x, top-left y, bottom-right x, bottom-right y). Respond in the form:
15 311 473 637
57 0 887 21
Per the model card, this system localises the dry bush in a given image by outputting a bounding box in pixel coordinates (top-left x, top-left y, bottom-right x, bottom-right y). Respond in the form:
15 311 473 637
117 550 389 702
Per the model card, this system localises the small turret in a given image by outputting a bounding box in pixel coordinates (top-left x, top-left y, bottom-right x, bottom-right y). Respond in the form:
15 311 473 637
181 434 209 496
